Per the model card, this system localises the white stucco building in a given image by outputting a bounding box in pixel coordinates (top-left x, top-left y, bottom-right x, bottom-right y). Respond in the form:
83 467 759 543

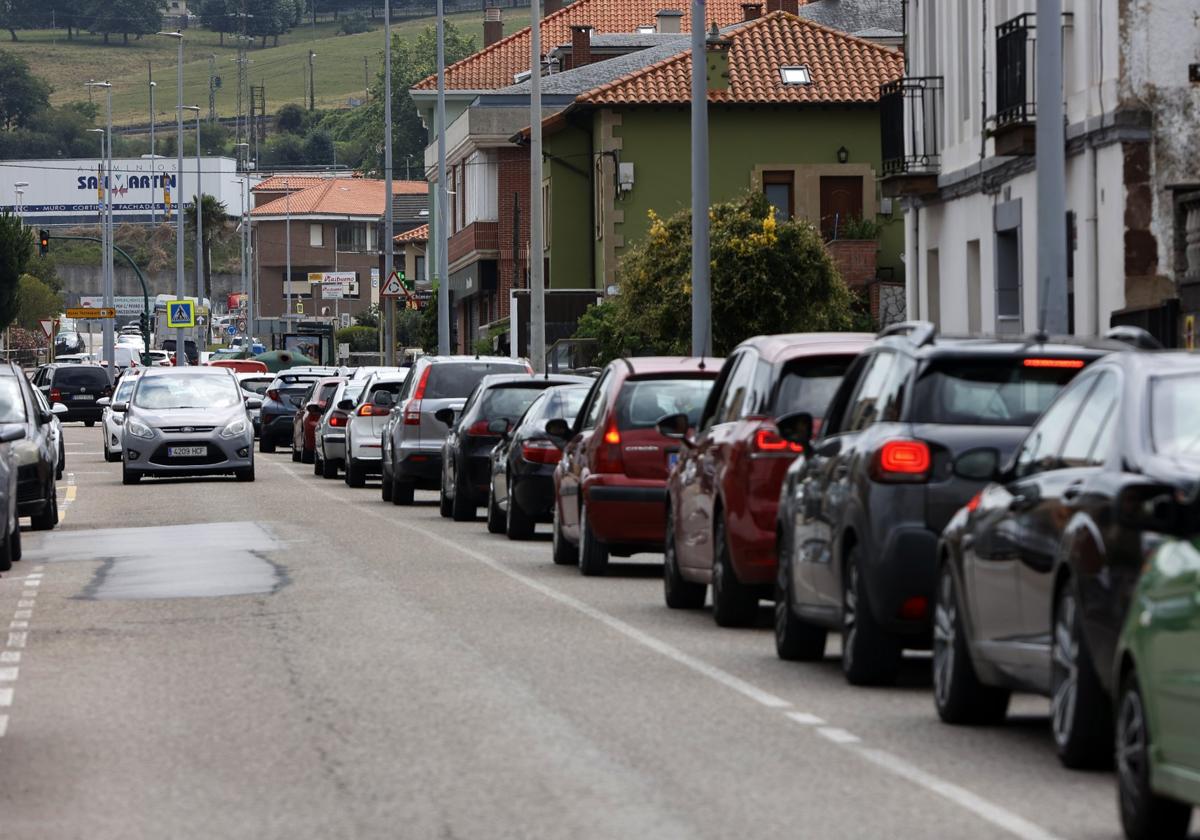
884 0 1200 344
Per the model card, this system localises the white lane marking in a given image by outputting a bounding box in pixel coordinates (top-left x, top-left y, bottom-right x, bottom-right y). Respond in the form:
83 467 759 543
786 711 826 726
24 574 42 580
32 565 43 572
17 600 34 608
0 667 17 681
9 621 28 629
0 715 7 736
13 610 31 620
0 688 12 706
21 591 37 600
275 461 1066 840
818 727 861 744
24 580 40 587
856 748 1065 840
6 632 25 648
0 652 19 663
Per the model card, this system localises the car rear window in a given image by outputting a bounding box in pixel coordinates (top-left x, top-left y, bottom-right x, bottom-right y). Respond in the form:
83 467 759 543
536 386 589 424
424 363 529 400
480 384 549 422
615 377 715 430
53 367 110 388
772 355 855 419
367 380 405 398
240 377 272 395
910 357 1088 426
1150 373 1200 459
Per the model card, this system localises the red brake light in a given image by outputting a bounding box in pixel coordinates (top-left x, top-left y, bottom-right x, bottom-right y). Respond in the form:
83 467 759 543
328 411 347 427
267 389 281 402
595 418 624 473
604 426 621 445
467 420 492 437
872 439 932 482
899 596 929 621
754 427 804 454
1023 358 1085 369
522 439 561 464
357 402 385 417
49 388 62 403
965 491 983 513
412 367 431 400
403 367 433 425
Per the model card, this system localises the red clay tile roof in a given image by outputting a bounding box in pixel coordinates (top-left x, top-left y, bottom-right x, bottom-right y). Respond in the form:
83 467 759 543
394 224 429 243
251 175 329 193
251 179 428 218
577 12 903 106
413 0 761 91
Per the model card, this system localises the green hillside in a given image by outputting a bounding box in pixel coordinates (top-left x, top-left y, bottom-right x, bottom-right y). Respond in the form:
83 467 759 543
6 12 481 127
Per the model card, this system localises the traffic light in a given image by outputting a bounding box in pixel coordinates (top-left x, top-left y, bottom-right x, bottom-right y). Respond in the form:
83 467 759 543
138 311 150 335
38 229 49 256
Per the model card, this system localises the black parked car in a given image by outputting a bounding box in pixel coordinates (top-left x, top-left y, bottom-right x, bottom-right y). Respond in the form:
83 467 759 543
438 374 588 522
258 367 339 453
31 363 113 426
933 350 1200 768
773 322 1140 687
486 383 591 539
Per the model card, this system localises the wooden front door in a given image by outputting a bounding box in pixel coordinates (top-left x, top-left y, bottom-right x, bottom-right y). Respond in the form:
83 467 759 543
819 176 864 239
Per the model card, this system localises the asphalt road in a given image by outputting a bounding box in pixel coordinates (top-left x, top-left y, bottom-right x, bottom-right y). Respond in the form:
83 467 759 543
0 424 1157 840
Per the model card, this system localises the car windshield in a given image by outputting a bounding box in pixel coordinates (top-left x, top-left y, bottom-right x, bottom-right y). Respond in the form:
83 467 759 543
424 363 529 400
909 358 1086 426
0 378 26 423
54 367 109 388
616 377 715 430
1151 373 1200 459
133 375 241 410
773 356 855 418
114 378 138 402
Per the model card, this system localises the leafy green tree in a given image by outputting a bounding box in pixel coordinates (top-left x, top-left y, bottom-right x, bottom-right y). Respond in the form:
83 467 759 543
247 0 301 47
0 212 34 330
84 0 168 45
0 51 50 130
276 102 306 135
15 275 62 331
185 194 228 294
575 192 856 360
336 325 378 352
199 0 240 45
302 129 333 165
418 287 439 353
0 0 38 42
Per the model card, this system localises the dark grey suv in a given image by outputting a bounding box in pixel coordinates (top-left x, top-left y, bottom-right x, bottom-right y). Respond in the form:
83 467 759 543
772 322 1139 686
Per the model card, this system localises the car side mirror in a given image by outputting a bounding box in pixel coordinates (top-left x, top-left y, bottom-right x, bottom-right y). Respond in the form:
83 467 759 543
776 411 814 449
51 402 70 416
655 413 692 445
245 398 263 410
544 417 571 442
487 418 510 436
305 402 322 414
112 402 128 413
96 397 111 407
434 407 456 426
1116 482 1184 533
337 399 353 411
952 447 1002 481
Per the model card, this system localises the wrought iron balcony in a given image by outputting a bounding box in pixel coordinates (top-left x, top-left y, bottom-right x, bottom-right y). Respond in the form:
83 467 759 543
992 13 1037 155
879 76 944 198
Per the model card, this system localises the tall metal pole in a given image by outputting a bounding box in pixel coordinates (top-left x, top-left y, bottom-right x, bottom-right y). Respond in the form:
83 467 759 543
286 178 292 326
149 72 156 225
160 32 188 366
383 1 396 365
308 50 316 110
104 84 114 370
193 107 205 349
1035 0 1068 335
529 0 545 371
690 0 711 357
435 0 450 355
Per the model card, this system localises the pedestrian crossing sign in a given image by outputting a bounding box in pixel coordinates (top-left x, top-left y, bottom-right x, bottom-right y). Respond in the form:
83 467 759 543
166 300 195 328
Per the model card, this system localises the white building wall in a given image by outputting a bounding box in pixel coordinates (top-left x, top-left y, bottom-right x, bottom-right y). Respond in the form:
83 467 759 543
464 149 498 225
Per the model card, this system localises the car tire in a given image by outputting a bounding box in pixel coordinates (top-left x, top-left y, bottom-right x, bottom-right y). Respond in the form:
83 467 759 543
711 517 757 627
1116 671 1192 840
577 502 608 576
841 546 902 686
104 447 121 463
235 466 255 482
10 526 20 564
84 420 95 428
774 535 826 660
932 562 1010 724
321 456 338 480
505 484 535 541
260 436 276 454
122 465 141 485
30 484 57 531
663 507 705 609
1051 585 1113 769
486 484 505 534
438 476 453 517
391 478 414 506
451 469 475 522
0 525 12 573
291 446 301 463
551 500 577 566
313 454 322 476
301 449 314 465
381 472 394 502
346 459 366 488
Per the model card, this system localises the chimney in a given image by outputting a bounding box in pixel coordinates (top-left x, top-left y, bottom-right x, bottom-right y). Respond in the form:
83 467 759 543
544 0 563 15
483 6 503 48
656 9 684 34
705 22 731 93
570 25 593 69
765 0 800 13
741 3 762 21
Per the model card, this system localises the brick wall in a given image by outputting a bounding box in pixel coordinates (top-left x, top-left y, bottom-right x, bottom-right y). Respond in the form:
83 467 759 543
827 239 878 289
496 146 532 323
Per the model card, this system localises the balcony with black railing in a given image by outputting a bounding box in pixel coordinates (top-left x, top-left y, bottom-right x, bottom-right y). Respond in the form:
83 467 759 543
991 13 1037 156
879 76 944 198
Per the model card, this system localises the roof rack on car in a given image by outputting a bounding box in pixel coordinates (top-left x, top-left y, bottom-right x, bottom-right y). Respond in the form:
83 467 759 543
877 320 937 347
1103 325 1162 350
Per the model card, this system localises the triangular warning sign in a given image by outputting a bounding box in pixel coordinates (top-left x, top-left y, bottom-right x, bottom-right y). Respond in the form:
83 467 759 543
172 304 189 321
380 271 405 298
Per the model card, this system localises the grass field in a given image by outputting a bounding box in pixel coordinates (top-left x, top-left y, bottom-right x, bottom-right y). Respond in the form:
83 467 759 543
4 12 481 127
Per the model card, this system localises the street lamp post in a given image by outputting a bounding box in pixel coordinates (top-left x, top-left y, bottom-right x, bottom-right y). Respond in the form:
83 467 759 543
85 80 115 371
13 182 27 215
158 30 187 366
149 79 157 225
234 142 251 339
183 105 204 350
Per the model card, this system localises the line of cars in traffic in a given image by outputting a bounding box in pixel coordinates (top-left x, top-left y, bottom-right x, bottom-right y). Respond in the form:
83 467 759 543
247 327 1197 840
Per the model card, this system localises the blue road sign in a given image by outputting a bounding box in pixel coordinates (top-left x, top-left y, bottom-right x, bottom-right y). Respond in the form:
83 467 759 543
166 300 195 328
226 325 237 337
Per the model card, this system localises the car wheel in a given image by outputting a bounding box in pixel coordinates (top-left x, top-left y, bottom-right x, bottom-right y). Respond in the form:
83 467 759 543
346 459 366 488
505 483 535 541
321 456 338 480
1051 585 1113 769
84 420 95 428
301 448 314 465
313 454 322 476
663 506 705 609
577 501 608 576
30 483 57 531
381 471 394 502
10 526 20 564
451 469 475 522
486 483 505 534
0 524 12 573
235 466 255 482
122 465 141 485
260 436 276 454
291 446 301 462
104 447 121 463
551 500 577 566
932 562 1010 724
391 477 414 506
1117 671 1192 840
438 472 453 517
841 545 902 686
711 517 757 627
774 533 826 660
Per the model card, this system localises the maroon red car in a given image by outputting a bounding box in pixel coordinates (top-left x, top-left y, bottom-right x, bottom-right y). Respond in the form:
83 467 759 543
549 357 720 576
659 333 872 626
292 377 344 465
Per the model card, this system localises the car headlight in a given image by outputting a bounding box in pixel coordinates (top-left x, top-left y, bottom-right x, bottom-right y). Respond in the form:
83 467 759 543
220 419 249 439
126 420 155 440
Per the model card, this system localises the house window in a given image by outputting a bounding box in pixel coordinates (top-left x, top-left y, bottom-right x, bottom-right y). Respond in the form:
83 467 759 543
762 171 794 221
309 223 323 248
336 223 367 253
995 229 1022 334
779 66 812 85
415 255 426 283
542 181 551 246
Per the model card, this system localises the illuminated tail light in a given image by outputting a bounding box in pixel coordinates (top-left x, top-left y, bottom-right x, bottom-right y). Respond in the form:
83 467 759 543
899 596 929 621
965 491 983 513
466 420 492 437
754 426 804 455
595 418 624 473
328 411 348 428
521 439 561 464
49 388 62 403
356 403 385 417
871 439 932 483
403 367 433 426
1023 358 1085 369
267 389 281 403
